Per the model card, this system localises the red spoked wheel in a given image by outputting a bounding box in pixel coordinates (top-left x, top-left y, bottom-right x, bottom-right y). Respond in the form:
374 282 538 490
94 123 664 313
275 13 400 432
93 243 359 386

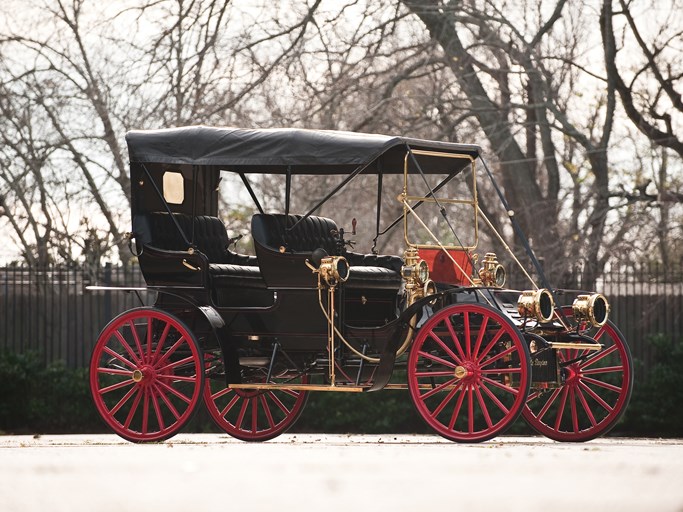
522 311 633 442
408 303 531 443
89 307 204 442
204 372 308 442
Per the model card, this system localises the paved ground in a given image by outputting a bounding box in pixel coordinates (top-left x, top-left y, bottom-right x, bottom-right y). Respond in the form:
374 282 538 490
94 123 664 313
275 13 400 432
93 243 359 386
0 434 681 512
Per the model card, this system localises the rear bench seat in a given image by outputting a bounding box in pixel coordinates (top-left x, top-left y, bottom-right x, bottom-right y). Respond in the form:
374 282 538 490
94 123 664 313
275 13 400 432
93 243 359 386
251 213 403 289
133 212 263 289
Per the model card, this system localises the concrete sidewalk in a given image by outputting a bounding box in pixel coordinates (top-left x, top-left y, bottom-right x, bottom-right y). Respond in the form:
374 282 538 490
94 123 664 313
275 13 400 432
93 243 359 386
1 434 681 511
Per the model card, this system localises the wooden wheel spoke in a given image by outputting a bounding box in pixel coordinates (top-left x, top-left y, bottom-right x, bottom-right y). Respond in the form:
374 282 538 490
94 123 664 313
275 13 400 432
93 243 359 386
467 386 475 433
97 367 133 377
429 329 463 365
109 385 139 416
463 312 472 358
429 381 463 417
153 337 186 369
422 378 459 400
447 386 467 430
279 388 300 399
124 389 143 429
129 320 146 364
581 365 623 376
151 322 172 364
472 315 489 361
156 355 196 373
580 345 617 370
481 376 518 396
415 370 456 378
219 393 241 418
475 327 505 363
156 379 192 404
475 386 493 428
237 398 252 430
99 378 135 395
480 382 510 415
153 382 182 420
578 381 614 413
150 389 165 431
417 350 456 369
267 391 291 416
575 386 597 427
531 387 562 422
211 386 233 401
480 368 521 375
570 387 579 433
553 387 569 431
112 331 142 366
261 395 276 429
104 344 138 370
141 389 150 434
582 376 622 393
251 398 258 433
480 345 516 368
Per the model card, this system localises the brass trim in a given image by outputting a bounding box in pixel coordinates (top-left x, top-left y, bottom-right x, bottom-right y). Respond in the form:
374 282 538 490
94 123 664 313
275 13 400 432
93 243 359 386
402 151 478 251
229 382 448 393
547 342 603 351
132 369 143 382
182 259 200 271
229 383 367 393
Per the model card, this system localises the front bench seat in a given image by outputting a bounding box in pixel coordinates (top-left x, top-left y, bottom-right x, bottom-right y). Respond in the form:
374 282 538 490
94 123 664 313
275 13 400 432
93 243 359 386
251 213 403 290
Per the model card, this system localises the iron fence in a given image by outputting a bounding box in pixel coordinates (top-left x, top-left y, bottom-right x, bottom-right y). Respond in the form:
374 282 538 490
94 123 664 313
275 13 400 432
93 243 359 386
0 263 152 368
0 262 680 372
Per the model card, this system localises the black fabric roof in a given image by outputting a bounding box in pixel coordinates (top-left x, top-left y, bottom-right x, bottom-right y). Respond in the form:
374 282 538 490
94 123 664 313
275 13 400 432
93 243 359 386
126 126 481 174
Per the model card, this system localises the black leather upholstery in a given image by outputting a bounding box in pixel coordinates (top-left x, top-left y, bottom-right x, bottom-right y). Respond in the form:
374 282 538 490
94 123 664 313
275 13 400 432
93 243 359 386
134 212 258 267
251 213 339 254
252 213 403 289
345 252 403 275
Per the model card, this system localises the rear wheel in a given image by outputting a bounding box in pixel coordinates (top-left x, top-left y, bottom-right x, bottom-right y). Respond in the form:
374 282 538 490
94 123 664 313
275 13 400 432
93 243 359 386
522 312 633 442
204 373 308 442
408 303 531 442
90 308 204 442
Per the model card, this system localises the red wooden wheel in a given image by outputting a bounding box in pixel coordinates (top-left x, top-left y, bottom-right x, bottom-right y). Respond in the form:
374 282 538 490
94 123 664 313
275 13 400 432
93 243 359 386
89 308 204 442
204 372 308 442
408 303 531 442
522 311 633 442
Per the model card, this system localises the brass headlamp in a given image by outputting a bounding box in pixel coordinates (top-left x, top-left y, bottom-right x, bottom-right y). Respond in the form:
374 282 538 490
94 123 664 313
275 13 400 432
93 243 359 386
478 252 506 288
318 256 350 287
401 248 430 286
517 289 555 323
572 293 610 327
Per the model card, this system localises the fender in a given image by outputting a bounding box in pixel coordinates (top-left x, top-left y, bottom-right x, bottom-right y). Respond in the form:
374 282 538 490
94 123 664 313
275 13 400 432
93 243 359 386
365 293 445 392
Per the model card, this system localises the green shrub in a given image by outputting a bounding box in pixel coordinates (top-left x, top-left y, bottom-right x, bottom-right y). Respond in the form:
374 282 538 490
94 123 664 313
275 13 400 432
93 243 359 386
616 334 683 437
0 351 101 434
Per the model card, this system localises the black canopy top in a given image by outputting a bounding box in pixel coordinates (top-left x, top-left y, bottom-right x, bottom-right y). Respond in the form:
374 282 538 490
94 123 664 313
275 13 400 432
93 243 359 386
126 126 481 174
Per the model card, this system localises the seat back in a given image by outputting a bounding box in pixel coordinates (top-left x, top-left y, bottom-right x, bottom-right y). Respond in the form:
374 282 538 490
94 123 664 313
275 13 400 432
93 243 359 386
134 212 242 263
251 214 339 255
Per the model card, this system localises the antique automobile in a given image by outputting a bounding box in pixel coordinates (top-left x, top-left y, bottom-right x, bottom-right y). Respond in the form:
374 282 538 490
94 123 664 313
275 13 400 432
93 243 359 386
88 126 633 443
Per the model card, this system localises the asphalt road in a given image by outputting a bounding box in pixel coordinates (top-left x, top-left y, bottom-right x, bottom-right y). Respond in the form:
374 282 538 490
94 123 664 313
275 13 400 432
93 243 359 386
1 434 681 512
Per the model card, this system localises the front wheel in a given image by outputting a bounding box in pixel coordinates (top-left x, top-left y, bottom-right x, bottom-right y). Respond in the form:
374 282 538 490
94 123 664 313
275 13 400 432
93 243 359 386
522 313 633 442
89 308 204 442
408 303 531 442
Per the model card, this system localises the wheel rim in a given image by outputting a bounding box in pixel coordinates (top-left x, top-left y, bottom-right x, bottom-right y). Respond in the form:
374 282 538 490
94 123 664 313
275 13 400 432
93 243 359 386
204 373 308 441
523 311 633 442
408 303 530 442
89 308 204 442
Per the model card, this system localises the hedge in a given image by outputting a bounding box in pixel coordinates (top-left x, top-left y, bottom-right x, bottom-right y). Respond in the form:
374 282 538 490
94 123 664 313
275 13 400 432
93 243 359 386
0 335 681 437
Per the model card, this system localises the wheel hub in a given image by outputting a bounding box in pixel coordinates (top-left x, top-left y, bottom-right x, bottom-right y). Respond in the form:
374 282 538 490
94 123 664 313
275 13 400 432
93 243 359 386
132 365 156 385
454 362 478 381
